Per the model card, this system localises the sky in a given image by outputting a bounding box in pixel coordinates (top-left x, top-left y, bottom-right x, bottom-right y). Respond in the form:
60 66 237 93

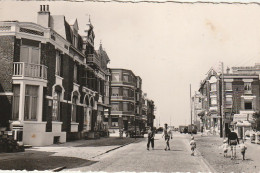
1 1 260 127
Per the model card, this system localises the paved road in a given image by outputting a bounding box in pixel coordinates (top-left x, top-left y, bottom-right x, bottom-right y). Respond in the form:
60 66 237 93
69 132 212 172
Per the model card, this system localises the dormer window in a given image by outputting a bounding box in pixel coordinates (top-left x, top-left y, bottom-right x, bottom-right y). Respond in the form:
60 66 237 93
73 33 78 48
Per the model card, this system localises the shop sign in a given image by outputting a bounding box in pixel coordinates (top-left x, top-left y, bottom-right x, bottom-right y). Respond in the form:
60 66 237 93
233 114 249 122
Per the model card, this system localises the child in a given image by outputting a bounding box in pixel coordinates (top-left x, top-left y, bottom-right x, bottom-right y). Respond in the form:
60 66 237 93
190 136 196 156
239 140 247 160
220 139 229 157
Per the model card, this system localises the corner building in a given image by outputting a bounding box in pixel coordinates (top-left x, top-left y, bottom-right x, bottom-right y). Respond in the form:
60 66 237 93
0 5 110 146
109 69 137 130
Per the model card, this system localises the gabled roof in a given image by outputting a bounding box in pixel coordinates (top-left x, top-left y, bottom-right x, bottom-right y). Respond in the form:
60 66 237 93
68 18 79 31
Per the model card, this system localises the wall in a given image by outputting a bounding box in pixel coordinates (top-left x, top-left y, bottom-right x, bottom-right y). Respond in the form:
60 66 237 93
0 36 16 128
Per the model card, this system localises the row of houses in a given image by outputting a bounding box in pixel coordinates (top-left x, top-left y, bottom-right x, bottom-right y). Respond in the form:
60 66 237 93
0 5 155 146
192 63 260 139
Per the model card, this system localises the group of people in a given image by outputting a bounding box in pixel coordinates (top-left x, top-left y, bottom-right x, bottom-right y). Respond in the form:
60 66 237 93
220 128 247 160
147 123 197 156
147 123 172 151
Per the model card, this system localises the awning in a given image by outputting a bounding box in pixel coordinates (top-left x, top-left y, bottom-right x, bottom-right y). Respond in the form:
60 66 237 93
236 121 251 127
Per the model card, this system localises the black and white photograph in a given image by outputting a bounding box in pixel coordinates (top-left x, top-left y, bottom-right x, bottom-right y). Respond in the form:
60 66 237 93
0 0 260 172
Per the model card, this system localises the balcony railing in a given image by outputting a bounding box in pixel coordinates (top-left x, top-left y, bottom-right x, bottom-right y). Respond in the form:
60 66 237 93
13 62 47 80
87 54 101 67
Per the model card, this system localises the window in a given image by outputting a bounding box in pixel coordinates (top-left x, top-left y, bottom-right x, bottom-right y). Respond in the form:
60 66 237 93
123 88 128 97
105 85 109 97
24 85 38 120
71 96 77 122
52 91 61 121
12 85 20 120
123 102 128 111
73 29 78 48
112 73 120 82
210 83 216 91
225 97 232 105
112 88 119 96
210 97 217 106
20 39 40 64
123 74 129 82
244 82 252 94
73 64 78 83
111 103 119 111
245 102 252 110
225 82 232 90
56 51 61 76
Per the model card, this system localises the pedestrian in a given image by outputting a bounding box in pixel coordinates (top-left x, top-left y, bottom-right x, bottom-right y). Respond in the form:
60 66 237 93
147 127 155 150
190 136 196 156
201 126 204 137
227 128 239 160
239 140 247 160
220 139 229 157
162 123 172 151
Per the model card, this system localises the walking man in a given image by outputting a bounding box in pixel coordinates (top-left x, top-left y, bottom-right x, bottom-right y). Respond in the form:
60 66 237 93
147 127 155 150
162 123 172 151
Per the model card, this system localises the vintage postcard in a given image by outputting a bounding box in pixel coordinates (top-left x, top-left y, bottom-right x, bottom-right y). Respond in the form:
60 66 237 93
0 0 260 172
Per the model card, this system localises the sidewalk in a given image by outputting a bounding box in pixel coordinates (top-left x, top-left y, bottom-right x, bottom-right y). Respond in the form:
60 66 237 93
0 136 143 171
195 134 260 172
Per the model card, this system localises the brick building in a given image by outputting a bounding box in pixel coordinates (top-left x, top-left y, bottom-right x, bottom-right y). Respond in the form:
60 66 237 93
109 69 137 130
198 67 260 137
0 5 110 146
108 69 149 132
142 93 155 128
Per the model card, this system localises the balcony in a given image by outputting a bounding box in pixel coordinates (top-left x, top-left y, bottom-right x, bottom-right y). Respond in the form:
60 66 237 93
111 95 135 101
87 54 101 68
13 62 47 80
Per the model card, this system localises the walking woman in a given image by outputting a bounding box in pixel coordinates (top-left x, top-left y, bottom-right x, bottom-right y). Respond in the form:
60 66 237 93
227 128 239 160
162 123 172 151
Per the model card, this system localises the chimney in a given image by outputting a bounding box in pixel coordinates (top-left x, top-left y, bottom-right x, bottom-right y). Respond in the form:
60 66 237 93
37 5 50 28
226 67 230 74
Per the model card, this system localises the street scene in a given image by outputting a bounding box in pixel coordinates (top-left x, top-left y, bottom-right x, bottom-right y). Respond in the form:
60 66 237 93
1 1 260 172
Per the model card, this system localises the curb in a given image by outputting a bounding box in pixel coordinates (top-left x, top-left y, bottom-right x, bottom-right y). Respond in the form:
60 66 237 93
184 138 216 173
50 166 67 172
195 146 217 173
91 138 142 159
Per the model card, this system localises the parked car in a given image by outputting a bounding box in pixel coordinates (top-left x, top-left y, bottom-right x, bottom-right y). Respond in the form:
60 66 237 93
188 124 197 134
156 127 164 133
179 126 188 134
128 127 144 138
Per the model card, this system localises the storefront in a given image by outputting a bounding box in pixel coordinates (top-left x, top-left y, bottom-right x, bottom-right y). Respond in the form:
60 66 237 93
233 114 253 139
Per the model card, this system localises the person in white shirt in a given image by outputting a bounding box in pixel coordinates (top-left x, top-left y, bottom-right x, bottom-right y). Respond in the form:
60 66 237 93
239 140 247 160
162 123 172 151
220 139 229 157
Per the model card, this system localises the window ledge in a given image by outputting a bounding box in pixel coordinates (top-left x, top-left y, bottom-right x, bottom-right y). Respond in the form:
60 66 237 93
23 121 47 124
71 122 79 125
52 121 63 125
55 75 64 80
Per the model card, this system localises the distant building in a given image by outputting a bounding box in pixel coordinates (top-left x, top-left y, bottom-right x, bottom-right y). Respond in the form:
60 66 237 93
191 92 203 130
109 69 137 130
142 93 155 128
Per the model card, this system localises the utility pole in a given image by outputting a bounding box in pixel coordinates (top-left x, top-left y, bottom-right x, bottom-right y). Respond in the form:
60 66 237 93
220 62 224 138
190 84 192 126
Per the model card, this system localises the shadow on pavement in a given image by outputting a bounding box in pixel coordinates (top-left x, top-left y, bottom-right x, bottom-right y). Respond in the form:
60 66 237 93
0 150 97 171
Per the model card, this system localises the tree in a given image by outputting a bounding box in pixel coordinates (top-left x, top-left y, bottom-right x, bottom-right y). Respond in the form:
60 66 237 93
252 112 260 131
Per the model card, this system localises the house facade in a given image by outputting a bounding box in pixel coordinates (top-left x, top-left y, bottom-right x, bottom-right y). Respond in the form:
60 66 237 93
198 68 260 137
0 5 110 146
109 69 137 130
